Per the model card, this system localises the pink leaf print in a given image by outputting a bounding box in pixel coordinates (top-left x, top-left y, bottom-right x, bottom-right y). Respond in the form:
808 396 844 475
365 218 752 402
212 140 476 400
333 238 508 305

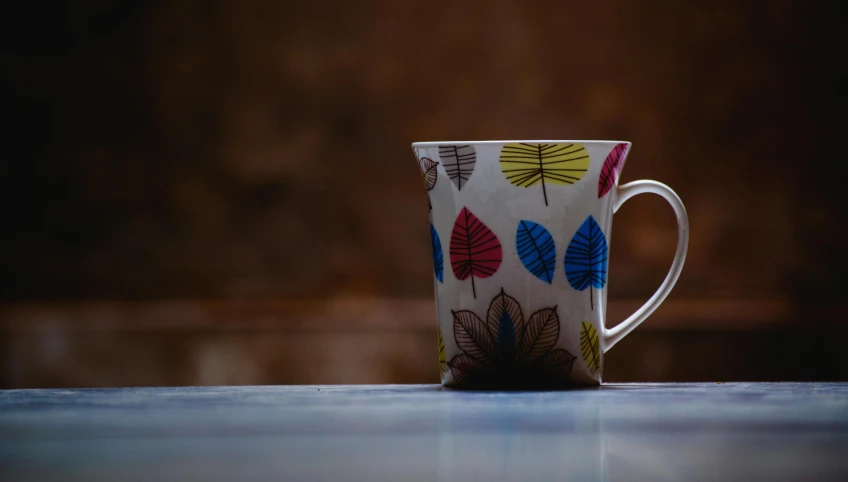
449 207 503 298
598 143 629 198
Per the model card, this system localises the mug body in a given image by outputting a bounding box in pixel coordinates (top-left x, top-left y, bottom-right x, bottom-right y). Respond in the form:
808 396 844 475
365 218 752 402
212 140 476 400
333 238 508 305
416 140 631 388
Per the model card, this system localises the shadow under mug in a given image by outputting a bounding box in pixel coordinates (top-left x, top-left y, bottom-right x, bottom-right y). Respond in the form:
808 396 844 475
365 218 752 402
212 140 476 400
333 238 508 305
412 140 688 388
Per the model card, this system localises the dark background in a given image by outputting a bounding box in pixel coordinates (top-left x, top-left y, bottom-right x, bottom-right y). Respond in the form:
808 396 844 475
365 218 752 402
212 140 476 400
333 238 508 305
1 0 846 387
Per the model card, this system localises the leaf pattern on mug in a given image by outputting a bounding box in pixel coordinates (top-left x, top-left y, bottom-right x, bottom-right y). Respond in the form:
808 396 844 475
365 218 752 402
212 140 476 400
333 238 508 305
449 207 503 298
579 321 601 378
413 146 436 212
598 143 629 198
447 289 576 388
486 289 524 362
439 144 477 191
536 349 577 379
564 215 608 310
438 327 447 379
519 307 560 363
500 143 590 205
420 156 439 192
516 220 557 284
453 309 496 362
430 223 443 283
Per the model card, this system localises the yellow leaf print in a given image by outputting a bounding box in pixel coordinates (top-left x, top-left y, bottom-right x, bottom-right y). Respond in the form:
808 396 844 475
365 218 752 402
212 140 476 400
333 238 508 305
500 143 590 206
579 321 601 377
438 327 447 379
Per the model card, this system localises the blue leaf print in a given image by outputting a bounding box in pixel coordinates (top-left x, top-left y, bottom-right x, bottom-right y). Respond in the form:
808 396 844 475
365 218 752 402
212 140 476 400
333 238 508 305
430 223 444 283
564 215 608 309
498 308 516 362
515 220 556 284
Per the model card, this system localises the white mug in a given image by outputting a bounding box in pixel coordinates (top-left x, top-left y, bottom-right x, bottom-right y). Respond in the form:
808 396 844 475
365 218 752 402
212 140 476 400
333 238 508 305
413 140 688 387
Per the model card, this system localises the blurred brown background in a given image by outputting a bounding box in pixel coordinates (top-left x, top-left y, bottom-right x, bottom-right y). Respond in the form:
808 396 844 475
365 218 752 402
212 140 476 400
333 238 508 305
1 0 846 387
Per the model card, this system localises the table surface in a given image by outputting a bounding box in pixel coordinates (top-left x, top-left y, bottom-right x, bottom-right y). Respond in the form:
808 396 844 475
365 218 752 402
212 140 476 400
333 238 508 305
1 383 847 481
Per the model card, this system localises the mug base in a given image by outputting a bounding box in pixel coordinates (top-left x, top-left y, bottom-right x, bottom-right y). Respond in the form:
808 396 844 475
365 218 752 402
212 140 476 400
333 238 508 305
441 377 599 391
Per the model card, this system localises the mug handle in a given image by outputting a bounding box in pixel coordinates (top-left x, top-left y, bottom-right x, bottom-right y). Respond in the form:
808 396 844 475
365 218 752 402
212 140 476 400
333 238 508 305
603 180 690 350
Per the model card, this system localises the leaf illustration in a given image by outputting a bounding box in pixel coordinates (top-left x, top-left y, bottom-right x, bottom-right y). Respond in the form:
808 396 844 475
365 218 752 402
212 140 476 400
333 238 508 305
485 289 524 362
430 223 444 283
453 310 496 362
420 157 439 192
438 327 447 379
536 349 576 380
439 144 476 190
516 220 556 284
519 307 560 363
447 354 485 385
580 322 601 377
447 288 578 388
598 143 629 198
500 143 590 205
564 215 608 309
449 207 503 298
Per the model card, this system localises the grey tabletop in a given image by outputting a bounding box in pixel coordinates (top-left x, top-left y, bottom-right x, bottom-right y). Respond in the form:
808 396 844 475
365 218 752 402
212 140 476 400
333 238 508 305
1 383 847 481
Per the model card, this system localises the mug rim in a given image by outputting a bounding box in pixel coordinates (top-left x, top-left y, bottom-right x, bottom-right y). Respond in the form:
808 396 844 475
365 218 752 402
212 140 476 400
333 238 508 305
411 140 631 147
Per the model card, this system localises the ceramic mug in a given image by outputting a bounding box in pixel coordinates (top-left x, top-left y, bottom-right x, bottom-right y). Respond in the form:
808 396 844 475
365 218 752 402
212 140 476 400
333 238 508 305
413 140 688 388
